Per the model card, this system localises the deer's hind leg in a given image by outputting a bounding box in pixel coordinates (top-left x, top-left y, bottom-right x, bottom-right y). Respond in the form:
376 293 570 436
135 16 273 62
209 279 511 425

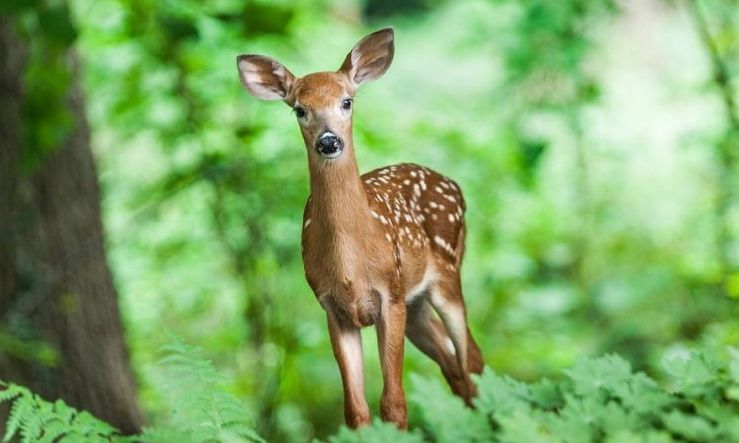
426 272 483 404
406 293 482 405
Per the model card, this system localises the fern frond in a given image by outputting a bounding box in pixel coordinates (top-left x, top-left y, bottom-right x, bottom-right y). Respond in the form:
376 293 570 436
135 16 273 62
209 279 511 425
140 338 265 443
0 383 23 403
4 390 33 442
0 381 121 443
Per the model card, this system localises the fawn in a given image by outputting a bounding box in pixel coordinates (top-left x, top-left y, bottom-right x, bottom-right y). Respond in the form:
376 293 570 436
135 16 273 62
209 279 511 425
237 28 483 429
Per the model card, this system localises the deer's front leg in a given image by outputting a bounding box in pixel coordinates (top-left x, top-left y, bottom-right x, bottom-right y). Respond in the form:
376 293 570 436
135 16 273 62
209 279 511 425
376 296 408 428
327 311 370 428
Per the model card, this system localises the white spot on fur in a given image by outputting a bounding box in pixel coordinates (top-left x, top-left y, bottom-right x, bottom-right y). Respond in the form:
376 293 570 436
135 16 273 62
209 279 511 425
434 235 455 255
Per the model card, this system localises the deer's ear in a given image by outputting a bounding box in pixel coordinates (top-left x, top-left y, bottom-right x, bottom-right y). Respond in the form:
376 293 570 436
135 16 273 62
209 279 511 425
339 28 394 86
237 54 295 101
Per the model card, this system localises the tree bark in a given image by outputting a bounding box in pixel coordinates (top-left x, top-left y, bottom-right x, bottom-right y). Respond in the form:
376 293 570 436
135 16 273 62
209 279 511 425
0 19 22 326
0 18 143 433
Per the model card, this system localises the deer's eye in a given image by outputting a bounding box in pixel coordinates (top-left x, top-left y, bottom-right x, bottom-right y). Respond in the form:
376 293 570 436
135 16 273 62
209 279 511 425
342 98 352 110
294 106 306 118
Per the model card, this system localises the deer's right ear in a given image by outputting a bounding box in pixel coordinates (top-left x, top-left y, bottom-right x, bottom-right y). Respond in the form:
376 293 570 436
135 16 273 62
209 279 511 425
237 55 295 101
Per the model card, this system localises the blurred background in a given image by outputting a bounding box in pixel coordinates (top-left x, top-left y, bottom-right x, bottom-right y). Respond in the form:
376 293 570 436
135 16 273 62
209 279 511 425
1 0 738 441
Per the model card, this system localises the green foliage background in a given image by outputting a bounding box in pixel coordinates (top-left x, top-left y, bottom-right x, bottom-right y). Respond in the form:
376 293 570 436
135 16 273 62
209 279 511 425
8 0 739 441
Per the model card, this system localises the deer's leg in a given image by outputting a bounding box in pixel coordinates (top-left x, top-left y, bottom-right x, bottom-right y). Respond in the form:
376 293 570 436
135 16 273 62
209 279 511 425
428 276 482 405
376 295 408 428
406 298 471 399
467 325 484 376
450 226 484 377
327 311 370 428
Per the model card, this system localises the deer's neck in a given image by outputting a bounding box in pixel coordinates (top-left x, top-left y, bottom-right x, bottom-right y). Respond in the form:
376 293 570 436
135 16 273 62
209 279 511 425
308 144 372 240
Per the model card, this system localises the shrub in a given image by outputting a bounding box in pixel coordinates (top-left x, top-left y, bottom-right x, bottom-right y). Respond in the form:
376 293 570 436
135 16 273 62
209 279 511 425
0 340 263 443
2 347 738 442
325 350 739 443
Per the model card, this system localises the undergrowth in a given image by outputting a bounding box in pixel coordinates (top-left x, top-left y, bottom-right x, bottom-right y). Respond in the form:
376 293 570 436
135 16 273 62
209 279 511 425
0 339 264 443
2 347 738 442
324 349 739 443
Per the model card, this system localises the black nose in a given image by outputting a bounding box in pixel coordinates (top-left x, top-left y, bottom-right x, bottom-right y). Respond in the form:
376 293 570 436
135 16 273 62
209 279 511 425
316 133 343 157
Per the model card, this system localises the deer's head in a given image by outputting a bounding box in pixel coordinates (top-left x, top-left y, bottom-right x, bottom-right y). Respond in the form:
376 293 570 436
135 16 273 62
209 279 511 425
237 28 394 162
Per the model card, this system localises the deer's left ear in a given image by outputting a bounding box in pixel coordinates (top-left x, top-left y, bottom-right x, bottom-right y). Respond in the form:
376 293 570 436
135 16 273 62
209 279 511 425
237 54 295 101
339 28 395 87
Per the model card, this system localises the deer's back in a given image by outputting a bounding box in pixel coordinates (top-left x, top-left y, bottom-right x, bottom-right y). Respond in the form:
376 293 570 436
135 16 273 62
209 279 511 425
362 163 466 269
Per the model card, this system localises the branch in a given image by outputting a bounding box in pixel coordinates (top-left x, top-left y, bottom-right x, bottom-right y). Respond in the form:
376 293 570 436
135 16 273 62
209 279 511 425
685 0 739 136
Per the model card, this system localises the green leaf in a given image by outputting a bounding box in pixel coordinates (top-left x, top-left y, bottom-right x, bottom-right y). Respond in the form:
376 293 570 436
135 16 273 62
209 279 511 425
323 421 425 443
474 366 534 417
565 355 633 398
37 5 78 46
662 352 720 397
410 374 494 443
662 410 717 441
498 408 564 443
610 373 673 416
0 0 39 14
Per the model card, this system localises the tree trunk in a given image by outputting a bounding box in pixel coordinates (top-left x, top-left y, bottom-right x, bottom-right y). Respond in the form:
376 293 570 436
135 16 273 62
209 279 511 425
0 18 143 433
0 19 22 325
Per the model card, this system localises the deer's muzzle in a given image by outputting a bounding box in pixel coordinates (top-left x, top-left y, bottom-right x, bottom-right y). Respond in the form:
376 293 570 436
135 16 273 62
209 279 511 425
316 132 344 159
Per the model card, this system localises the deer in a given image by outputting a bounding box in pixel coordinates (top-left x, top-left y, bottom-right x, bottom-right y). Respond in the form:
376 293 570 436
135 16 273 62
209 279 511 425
236 28 484 429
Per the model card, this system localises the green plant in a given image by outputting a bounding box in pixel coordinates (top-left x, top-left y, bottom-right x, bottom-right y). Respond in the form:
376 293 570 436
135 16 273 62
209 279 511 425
139 339 264 443
0 339 263 443
0 384 120 443
3 343 739 443
324 349 739 443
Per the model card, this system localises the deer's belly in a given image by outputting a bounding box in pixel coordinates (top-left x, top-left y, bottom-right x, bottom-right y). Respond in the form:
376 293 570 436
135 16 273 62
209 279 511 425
315 282 382 328
304 236 434 327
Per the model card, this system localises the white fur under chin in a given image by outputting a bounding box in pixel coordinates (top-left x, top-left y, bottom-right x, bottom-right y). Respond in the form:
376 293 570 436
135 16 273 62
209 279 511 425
320 151 343 160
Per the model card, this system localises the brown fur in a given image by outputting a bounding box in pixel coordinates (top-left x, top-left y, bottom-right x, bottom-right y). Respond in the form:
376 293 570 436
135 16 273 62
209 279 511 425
237 28 483 430
289 72 354 108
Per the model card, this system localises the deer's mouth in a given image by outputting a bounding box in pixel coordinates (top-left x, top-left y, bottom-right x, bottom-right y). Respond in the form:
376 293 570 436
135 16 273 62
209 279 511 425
315 132 344 159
